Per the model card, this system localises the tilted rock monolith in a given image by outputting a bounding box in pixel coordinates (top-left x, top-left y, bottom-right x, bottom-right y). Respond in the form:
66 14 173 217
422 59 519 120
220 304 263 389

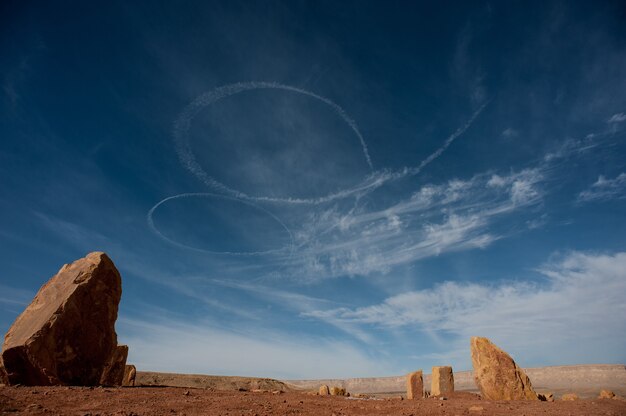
431 366 454 396
1 252 123 386
406 370 423 399
470 336 537 400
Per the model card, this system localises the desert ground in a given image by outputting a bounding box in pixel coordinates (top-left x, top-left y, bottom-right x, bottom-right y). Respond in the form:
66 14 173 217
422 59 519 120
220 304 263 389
2 365 626 416
1 384 626 416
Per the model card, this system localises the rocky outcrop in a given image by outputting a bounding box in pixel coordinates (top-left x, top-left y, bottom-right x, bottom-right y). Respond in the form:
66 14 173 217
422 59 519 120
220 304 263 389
123 365 136 387
431 366 454 396
561 393 579 401
0 252 123 386
319 384 330 395
470 337 537 400
100 345 128 386
406 370 423 399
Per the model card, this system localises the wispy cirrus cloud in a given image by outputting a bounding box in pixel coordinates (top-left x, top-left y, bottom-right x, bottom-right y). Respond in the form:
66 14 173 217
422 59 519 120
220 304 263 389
578 173 626 202
282 168 544 281
607 113 626 124
304 250 626 368
119 315 389 379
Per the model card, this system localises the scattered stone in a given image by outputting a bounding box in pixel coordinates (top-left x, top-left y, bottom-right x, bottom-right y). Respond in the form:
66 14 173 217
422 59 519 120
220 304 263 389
406 370 423 400
431 366 454 396
99 345 128 386
537 392 554 402
470 337 538 400
468 405 484 412
319 385 330 396
561 393 579 401
0 252 123 386
122 365 136 387
183 390 190 396
330 386 346 396
271 390 283 394
599 389 615 399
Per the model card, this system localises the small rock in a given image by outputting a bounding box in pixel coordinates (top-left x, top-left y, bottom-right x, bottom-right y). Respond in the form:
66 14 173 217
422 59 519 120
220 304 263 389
599 390 615 399
183 390 190 396
537 392 554 402
561 393 579 401
330 386 346 396
469 405 484 412
122 365 136 387
439 396 447 401
271 390 283 394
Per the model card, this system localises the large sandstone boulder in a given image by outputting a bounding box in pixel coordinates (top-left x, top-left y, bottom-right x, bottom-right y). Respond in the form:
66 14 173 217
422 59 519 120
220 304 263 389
319 384 330 395
1 252 123 386
406 370 423 399
470 337 537 400
431 366 454 396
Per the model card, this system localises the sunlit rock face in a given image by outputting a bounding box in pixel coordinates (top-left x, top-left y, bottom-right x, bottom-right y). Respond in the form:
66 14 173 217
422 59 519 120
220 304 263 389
470 336 538 400
1 252 123 386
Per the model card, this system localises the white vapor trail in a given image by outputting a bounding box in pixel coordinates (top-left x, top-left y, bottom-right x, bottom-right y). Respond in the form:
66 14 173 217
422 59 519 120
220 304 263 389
147 193 294 256
149 82 489 256
174 81 373 203
174 82 488 206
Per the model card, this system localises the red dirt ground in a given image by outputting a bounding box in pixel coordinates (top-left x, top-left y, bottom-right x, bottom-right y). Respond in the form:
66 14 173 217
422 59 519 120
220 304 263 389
2 386 626 416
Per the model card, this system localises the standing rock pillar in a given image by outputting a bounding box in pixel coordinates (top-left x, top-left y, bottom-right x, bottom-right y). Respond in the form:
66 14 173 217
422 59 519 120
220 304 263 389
431 366 454 396
406 370 423 399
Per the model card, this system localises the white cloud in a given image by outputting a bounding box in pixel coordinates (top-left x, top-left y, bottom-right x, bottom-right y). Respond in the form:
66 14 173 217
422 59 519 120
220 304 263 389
607 113 626 123
578 173 626 202
502 128 519 138
119 316 388 380
282 168 544 281
305 251 626 368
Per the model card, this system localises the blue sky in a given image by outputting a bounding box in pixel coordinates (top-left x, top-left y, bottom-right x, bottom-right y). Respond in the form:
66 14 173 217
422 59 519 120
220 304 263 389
1 1 626 379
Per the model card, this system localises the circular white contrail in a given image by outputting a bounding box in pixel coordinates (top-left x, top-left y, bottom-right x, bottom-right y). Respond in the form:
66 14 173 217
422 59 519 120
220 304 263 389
147 192 295 256
152 84 489 256
174 81 374 204
174 82 488 205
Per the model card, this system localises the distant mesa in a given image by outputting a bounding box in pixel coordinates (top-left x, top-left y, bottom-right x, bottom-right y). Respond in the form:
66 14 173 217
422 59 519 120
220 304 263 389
470 336 538 400
0 252 129 386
